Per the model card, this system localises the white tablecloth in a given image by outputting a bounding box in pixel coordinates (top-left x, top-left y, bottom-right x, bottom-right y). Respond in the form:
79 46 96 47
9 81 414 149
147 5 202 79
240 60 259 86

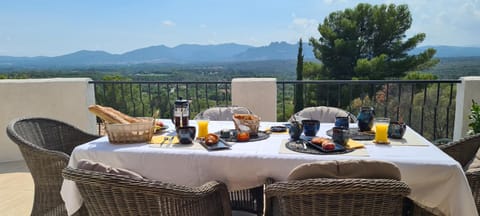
61 120 477 216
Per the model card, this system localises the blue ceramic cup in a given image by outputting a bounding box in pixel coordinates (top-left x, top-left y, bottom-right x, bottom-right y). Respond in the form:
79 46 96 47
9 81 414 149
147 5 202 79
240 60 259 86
288 122 303 140
388 122 407 139
302 119 320 136
332 126 349 146
335 116 349 129
176 126 196 144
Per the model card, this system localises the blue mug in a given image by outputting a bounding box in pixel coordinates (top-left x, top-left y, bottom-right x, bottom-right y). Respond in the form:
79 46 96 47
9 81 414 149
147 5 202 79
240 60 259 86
335 116 349 129
332 126 349 146
302 119 320 136
288 122 303 140
388 122 407 139
176 126 196 144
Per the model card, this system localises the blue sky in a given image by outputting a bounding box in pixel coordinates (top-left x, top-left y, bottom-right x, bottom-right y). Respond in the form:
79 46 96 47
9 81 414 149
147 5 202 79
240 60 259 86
1 0 479 57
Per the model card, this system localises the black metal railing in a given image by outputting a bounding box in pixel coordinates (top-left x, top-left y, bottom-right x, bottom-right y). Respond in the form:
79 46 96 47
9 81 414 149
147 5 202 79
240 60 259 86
90 81 232 120
277 80 460 141
90 79 460 141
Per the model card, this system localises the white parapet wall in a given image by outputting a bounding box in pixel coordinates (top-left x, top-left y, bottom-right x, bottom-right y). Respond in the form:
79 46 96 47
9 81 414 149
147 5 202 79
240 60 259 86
232 78 277 121
454 76 480 140
0 78 96 162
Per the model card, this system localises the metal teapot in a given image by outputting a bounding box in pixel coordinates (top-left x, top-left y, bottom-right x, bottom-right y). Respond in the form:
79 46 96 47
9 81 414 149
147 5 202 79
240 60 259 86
357 106 375 132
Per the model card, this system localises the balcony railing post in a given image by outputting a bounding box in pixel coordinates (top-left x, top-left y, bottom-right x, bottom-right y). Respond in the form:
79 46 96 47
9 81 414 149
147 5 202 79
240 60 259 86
232 78 277 121
454 76 480 140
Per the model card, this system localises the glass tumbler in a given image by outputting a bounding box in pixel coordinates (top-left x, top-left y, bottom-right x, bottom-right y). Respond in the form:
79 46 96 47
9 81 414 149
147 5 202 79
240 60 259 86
196 118 209 139
374 117 390 144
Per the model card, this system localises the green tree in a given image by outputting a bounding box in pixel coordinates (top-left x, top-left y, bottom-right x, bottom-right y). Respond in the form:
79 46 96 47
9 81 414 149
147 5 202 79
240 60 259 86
294 38 304 113
310 3 438 80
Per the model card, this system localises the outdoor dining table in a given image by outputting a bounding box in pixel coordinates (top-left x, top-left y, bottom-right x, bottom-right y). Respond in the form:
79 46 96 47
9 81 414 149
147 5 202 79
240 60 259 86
61 120 477 216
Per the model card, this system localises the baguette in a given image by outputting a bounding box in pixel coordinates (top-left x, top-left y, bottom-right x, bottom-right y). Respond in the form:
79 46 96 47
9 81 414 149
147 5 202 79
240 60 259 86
104 107 142 123
88 105 130 124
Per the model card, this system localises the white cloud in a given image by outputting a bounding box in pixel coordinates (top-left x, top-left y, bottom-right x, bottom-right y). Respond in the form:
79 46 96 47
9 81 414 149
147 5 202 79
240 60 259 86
199 24 207 28
289 17 319 40
323 0 347 5
405 0 480 46
162 20 176 27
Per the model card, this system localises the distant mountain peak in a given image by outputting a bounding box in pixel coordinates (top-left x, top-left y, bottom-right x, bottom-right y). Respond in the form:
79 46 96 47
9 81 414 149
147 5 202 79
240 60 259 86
1 43 480 67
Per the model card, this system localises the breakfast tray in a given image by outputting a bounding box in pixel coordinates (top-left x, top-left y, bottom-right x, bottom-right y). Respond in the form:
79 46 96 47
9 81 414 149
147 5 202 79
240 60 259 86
326 128 375 140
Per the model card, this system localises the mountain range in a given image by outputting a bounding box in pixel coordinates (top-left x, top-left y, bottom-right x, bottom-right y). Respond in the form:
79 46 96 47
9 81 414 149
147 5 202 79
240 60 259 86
1 42 480 68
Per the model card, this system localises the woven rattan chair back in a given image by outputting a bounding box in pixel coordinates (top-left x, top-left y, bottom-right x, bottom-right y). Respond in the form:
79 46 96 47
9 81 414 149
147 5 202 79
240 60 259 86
437 133 480 169
265 160 411 216
194 106 253 121
290 106 357 123
6 117 99 216
62 167 232 216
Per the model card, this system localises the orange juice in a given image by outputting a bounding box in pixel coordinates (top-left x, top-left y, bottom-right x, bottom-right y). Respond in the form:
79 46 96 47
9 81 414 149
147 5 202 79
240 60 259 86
197 120 209 138
374 117 390 143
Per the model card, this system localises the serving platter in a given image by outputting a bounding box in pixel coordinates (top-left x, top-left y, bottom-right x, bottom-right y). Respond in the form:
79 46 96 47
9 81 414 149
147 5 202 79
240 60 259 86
213 130 270 142
198 139 231 151
326 128 375 140
285 139 353 155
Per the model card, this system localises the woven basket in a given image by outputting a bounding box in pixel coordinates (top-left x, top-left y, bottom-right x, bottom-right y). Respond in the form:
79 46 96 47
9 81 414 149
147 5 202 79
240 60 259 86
105 117 154 144
233 114 260 136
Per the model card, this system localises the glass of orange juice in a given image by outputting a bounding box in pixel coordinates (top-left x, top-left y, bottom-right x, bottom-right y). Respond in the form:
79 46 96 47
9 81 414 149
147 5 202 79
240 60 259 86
196 117 209 139
374 117 390 144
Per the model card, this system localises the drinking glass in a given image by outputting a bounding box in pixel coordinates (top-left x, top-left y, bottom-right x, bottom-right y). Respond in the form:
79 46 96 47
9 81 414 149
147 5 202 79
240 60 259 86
196 118 209 139
374 117 390 144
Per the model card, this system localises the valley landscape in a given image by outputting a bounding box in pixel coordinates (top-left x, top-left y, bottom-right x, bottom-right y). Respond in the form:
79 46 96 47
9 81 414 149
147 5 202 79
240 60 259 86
1 42 479 80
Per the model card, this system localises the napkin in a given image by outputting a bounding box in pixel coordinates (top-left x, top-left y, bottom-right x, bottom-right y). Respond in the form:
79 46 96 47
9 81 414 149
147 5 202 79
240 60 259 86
265 127 289 134
346 139 364 149
149 135 179 144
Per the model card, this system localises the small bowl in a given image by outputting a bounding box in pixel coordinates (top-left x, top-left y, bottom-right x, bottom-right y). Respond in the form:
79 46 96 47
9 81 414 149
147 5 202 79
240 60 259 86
388 122 406 139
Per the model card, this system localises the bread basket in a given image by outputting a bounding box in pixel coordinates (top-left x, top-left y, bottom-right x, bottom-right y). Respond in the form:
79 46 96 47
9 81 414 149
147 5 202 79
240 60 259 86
105 117 154 144
232 114 260 136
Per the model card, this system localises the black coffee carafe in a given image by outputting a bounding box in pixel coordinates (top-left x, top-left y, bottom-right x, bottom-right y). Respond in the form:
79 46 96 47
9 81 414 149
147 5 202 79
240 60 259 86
172 97 189 129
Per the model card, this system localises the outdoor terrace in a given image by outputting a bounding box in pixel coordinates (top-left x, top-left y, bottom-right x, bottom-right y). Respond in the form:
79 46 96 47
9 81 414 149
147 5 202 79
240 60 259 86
0 77 479 215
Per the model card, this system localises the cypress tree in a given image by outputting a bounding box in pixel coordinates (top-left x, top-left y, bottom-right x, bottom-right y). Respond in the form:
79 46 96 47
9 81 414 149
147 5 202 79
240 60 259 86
294 38 304 113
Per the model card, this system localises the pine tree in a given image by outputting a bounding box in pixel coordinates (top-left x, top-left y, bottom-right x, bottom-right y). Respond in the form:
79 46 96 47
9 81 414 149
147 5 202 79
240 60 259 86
310 3 438 80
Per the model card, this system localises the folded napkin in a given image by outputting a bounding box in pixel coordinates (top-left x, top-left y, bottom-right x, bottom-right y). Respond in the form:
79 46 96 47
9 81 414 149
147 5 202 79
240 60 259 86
265 127 289 134
149 135 179 144
346 139 365 149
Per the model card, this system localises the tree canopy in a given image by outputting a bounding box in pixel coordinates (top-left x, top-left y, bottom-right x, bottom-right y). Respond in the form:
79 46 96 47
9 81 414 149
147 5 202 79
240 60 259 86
309 3 438 80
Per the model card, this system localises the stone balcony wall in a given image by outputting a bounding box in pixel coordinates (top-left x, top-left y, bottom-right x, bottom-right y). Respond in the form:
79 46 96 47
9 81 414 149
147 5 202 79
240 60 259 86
0 78 96 162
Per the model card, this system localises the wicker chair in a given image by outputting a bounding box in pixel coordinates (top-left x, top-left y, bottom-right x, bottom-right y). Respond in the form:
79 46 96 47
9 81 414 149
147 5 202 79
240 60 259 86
195 106 262 215
194 106 253 121
467 168 480 213
62 167 232 216
408 134 480 216
6 117 100 216
265 160 411 216
436 133 480 169
437 133 480 214
289 106 357 123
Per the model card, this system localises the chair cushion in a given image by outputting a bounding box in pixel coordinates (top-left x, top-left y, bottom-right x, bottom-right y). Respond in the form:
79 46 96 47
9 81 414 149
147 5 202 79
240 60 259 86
467 151 480 170
288 160 401 181
194 106 252 121
290 106 355 123
77 159 144 180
